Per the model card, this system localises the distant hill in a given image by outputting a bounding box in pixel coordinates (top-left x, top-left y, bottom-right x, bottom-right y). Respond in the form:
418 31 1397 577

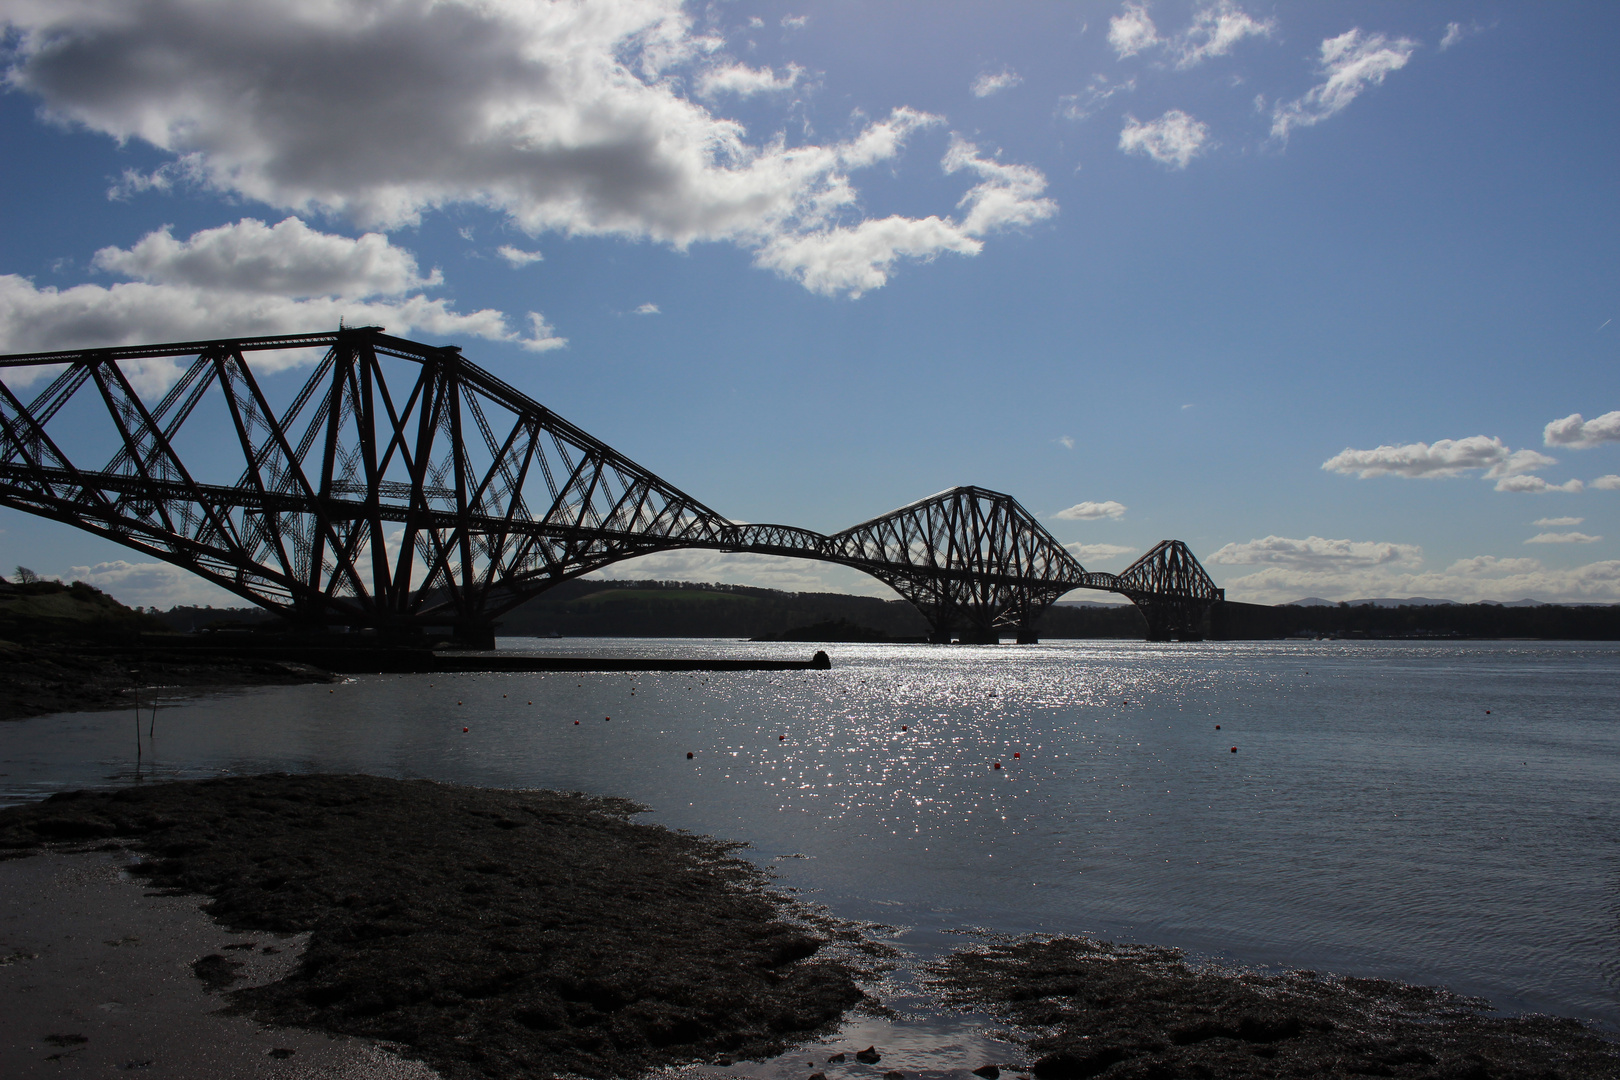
1217 599 1620 640
0 577 168 641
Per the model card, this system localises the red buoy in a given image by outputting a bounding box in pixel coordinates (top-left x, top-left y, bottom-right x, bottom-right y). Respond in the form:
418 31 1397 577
1230 746 1238 753
687 752 694 759
1215 724 1220 730
462 727 469 733
901 725 907 731
1013 752 1020 759
574 720 579 725
993 762 1002 769
779 735 786 741
605 716 610 721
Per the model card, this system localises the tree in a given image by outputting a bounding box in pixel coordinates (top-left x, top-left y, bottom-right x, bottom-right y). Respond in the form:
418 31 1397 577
13 566 39 584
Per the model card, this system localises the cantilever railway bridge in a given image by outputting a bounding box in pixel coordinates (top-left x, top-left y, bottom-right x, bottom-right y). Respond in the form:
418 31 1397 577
0 328 1222 645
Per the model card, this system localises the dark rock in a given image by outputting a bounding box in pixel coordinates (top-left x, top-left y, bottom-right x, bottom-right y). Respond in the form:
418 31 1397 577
855 1045 882 1064
972 1066 1001 1079
828 1053 846 1063
190 953 246 991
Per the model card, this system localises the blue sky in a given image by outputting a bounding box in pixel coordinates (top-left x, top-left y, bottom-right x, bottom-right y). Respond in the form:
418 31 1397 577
1 0 1617 608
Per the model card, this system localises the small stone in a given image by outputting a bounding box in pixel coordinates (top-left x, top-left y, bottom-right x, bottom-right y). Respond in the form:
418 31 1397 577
884 1071 904 1080
973 1067 1001 1079
268 1048 296 1059
827 1053 846 1063
855 1046 882 1064
809 1074 827 1080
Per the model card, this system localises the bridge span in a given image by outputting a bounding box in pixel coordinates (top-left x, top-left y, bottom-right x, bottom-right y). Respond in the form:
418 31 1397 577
0 328 1221 644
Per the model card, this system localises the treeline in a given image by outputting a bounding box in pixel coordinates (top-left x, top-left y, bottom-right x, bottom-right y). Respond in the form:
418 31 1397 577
137 581 1620 641
1212 600 1620 641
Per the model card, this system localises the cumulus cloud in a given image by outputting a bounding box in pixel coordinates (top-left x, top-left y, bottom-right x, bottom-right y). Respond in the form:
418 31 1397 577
0 217 560 362
1057 75 1135 122
1065 542 1135 561
1526 531 1601 544
1207 535 1421 570
1322 436 1558 482
497 245 545 267
68 559 239 608
696 62 803 98
0 0 1047 298
1593 475 1620 491
1544 410 1620 448
1271 28 1417 143
1108 3 1161 59
1534 517 1583 528
1119 110 1210 169
1108 1 1273 67
971 69 1022 98
1209 536 1620 605
753 134 1056 297
1054 500 1127 521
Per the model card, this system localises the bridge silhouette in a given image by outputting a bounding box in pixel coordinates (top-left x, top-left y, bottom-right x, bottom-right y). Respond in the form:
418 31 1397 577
0 328 1221 645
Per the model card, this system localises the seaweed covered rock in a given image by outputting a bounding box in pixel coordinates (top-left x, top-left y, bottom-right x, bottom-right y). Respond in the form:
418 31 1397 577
927 936 1619 1079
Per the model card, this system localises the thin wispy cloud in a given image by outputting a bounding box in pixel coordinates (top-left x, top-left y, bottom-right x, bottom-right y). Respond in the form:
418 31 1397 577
1271 29 1418 143
1108 1 1275 68
1057 435 1075 450
1057 75 1135 122
971 69 1023 98
1526 531 1601 544
1439 21 1484 51
1066 542 1135 561
1534 517 1584 528
635 302 660 315
497 245 544 267
1054 500 1126 521
1119 110 1211 169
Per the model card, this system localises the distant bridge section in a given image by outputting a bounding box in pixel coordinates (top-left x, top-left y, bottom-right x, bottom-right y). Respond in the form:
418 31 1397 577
0 328 1221 644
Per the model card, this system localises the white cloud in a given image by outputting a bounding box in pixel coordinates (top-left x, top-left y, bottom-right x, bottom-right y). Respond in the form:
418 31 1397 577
1208 535 1421 570
588 548 895 597
521 312 567 352
1593 475 1620 491
92 217 438 296
1544 410 1620 448
1108 2 1273 67
1055 500 1127 521
1495 475 1584 494
1119 110 1210 169
753 134 1056 297
1108 3 1161 59
0 0 1045 298
971 69 1022 98
697 62 803 98
634 302 660 315
1173 1 1276 69
1446 555 1541 577
1220 557 1620 606
1065 542 1135 561
68 560 239 609
1439 21 1484 51
780 14 808 31
1271 28 1418 143
1057 435 1075 450
1534 517 1584 528
1209 536 1620 604
1322 436 1557 481
497 245 545 267
1057 75 1135 121
1526 531 1601 544
0 218 551 361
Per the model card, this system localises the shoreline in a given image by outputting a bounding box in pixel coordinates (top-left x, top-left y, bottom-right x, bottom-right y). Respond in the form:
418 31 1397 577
2 774 1616 1079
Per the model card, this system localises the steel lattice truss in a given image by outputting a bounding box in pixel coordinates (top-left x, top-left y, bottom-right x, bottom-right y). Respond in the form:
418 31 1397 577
0 329 1222 642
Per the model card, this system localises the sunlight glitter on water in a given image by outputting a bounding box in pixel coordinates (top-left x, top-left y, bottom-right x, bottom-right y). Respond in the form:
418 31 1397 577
1 639 1617 1027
